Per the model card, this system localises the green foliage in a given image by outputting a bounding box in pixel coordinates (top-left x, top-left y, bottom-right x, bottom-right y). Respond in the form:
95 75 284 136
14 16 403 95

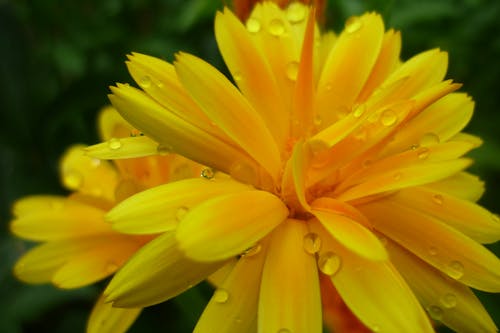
0 0 499 332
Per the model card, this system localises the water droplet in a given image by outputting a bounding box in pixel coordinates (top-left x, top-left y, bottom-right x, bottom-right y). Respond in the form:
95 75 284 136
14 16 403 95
268 19 285 37
380 109 397 127
242 243 262 257
286 3 306 23
410 144 419 150
371 325 380 332
336 105 350 119
156 80 164 88
446 260 464 279
417 147 429 160
130 129 141 137
428 305 443 320
108 138 122 150
213 289 229 303
318 251 341 276
432 194 444 205
176 206 189 221
201 168 215 179
393 172 402 181
420 132 440 147
233 71 243 82
105 261 119 274
345 16 363 34
303 233 322 254
286 61 299 81
157 144 172 156
429 246 438 256
140 75 151 88
63 170 83 189
353 104 366 118
440 293 457 309
246 18 261 33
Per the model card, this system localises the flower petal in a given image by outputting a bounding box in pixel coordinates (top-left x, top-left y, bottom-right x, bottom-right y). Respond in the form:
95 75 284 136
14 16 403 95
107 178 252 235
311 198 387 261
11 196 110 241
60 145 118 201
109 84 259 180
258 219 322 333
425 172 484 202
215 8 288 148
174 52 281 179
87 293 142 333
390 186 500 244
105 232 224 307
316 13 384 127
359 199 500 292
194 240 268 333
97 105 135 141
85 136 158 160
387 239 498 333
309 219 434 333
176 190 288 262
14 235 142 288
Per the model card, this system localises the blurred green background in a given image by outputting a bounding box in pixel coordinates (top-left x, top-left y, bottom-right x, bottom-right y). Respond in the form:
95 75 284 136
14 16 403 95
1 0 499 332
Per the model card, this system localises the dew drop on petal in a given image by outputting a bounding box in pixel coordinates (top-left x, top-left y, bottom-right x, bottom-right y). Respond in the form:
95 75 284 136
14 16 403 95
446 260 465 279
242 243 262 257
410 144 419 150
105 261 119 274
139 75 151 88
286 3 306 23
313 115 323 126
286 61 299 81
432 194 444 205
246 18 261 33
108 138 122 150
157 144 173 156
63 170 83 189
233 71 243 82
440 293 457 309
420 132 440 147
417 147 430 160
345 16 363 34
336 105 351 119
393 172 402 181
201 168 215 179
318 251 341 276
380 109 397 127
428 305 444 320
213 289 229 304
352 104 366 118
428 246 438 256
268 19 285 37
371 325 380 332
175 206 189 221
303 233 322 254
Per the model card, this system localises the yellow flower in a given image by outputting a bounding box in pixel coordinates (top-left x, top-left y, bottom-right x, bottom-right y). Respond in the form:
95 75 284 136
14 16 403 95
96 2 500 332
10 106 203 333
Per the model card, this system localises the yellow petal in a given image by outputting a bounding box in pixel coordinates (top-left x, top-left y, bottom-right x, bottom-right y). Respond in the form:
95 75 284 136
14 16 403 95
215 8 288 148
194 240 268 333
174 52 281 179
107 178 252 235
387 239 498 333
97 105 135 141
14 235 142 288
380 49 448 100
311 198 387 261
316 13 384 127
176 190 288 261
425 172 484 202
336 158 472 202
357 29 401 102
60 145 118 201
390 186 500 244
258 219 322 333
359 200 500 292
87 293 142 333
85 136 158 160
105 232 224 307
206 259 237 288
11 196 110 241
309 219 434 333
109 84 259 181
